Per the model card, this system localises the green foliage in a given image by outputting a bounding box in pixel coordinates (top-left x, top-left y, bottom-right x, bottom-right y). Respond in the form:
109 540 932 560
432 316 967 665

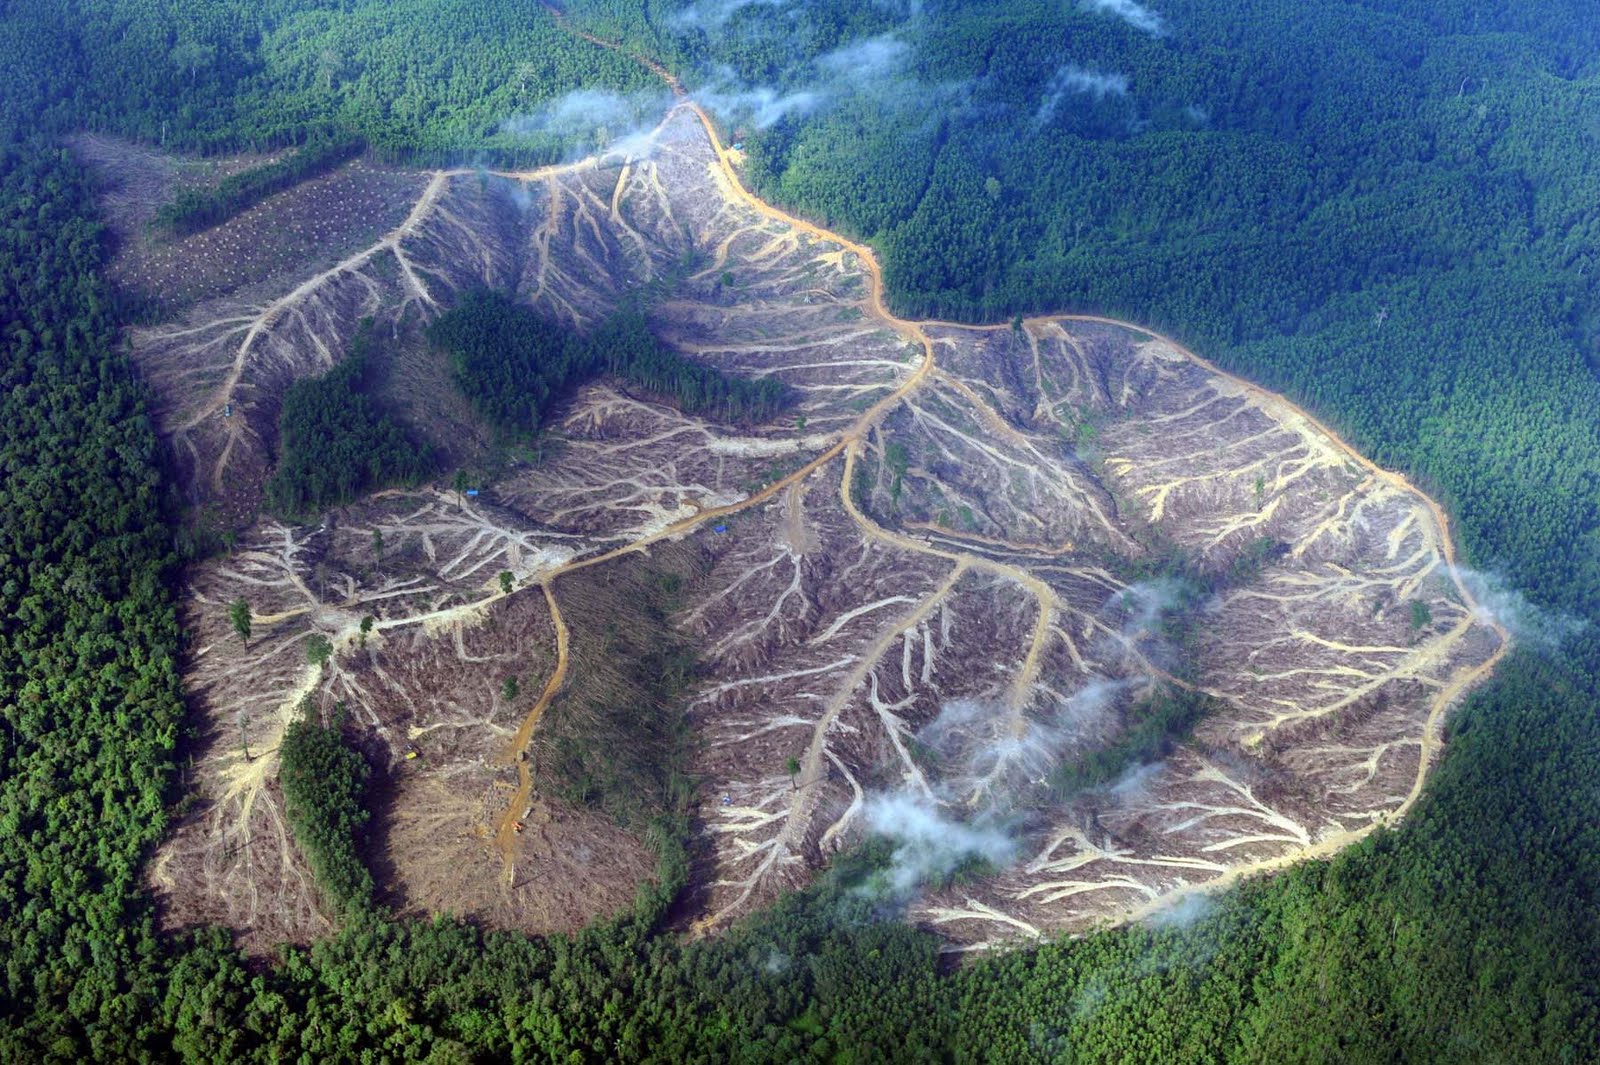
1410 599 1434 631
428 289 594 436
305 633 333 666
43 0 663 164
884 439 909 502
228 597 252 643
123 652 1597 1063
955 647 1600 1064
429 289 788 438
591 309 791 424
0 135 184 1055
154 134 365 236
277 699 375 914
1048 687 1214 798
264 322 432 517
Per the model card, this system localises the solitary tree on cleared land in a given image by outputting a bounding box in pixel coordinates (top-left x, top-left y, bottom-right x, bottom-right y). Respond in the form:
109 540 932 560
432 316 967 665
229 597 252 644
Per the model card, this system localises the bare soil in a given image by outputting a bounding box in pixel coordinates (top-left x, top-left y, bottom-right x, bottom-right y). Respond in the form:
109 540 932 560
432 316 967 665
97 105 1505 955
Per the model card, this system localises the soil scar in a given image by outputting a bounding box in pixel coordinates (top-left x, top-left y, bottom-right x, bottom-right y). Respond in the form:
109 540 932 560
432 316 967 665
493 582 569 878
487 13 1510 921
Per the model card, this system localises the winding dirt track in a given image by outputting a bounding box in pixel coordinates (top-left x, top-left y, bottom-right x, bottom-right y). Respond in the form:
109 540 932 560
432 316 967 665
494 582 569 870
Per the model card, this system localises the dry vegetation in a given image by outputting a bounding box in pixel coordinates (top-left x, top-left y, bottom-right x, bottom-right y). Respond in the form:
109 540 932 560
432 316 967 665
87 105 1503 954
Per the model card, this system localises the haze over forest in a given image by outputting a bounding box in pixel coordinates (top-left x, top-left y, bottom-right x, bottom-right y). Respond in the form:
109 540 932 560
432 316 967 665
0 1 1597 1061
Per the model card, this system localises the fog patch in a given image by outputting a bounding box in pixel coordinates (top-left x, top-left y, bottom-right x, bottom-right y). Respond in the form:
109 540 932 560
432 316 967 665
862 676 1137 895
694 74 826 130
1107 758 1163 802
1080 0 1166 36
692 31 953 131
1069 894 1228 1024
1061 677 1130 733
1034 64 1130 126
668 0 785 31
1106 578 1190 660
923 682 1130 802
1070 973 1110 1020
502 179 536 213
817 34 913 85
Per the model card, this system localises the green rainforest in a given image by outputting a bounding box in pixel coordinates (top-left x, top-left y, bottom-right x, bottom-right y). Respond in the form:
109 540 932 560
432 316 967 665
1 0 1597 1060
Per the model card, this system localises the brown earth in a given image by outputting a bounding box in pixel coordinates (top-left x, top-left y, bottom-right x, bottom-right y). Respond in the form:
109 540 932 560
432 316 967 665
91 101 1505 955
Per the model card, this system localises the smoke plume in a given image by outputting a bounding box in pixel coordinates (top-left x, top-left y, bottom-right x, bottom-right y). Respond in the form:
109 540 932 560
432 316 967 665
862 790 1017 896
499 88 676 159
862 675 1135 895
1450 565 1586 652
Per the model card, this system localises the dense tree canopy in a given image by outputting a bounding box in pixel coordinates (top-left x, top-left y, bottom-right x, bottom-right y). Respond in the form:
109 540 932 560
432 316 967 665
277 699 375 915
429 288 789 437
56 0 664 164
0 126 184 1065
264 323 433 517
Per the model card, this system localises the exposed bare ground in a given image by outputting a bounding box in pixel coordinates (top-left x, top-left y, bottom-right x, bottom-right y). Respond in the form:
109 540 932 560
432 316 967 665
103 103 1503 953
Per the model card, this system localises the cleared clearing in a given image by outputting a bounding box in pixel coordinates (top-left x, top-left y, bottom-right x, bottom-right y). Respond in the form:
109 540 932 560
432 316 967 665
96 101 1503 953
